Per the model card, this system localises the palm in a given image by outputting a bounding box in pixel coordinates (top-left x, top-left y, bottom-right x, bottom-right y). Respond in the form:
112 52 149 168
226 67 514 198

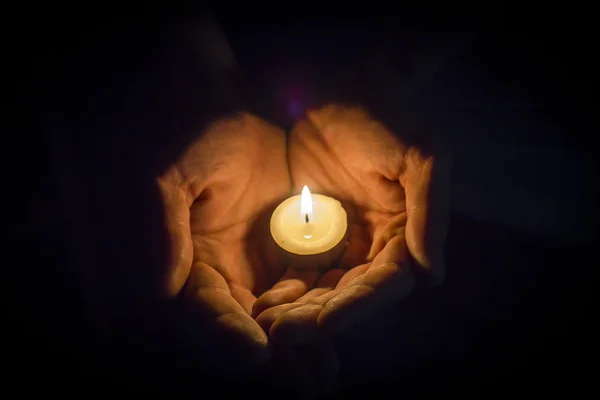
254 105 447 345
158 113 290 362
289 106 409 271
186 120 290 310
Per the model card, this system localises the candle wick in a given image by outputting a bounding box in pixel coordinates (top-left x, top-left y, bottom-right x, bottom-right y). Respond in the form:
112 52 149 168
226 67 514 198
305 214 309 224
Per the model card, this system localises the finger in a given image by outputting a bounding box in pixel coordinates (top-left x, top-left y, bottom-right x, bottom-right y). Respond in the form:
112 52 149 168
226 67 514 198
296 268 346 301
185 261 270 365
271 236 414 345
319 235 415 334
252 268 320 318
262 269 345 342
296 268 347 303
401 144 451 283
366 213 407 261
256 303 304 334
157 174 193 298
229 283 257 315
335 264 370 290
338 221 370 269
270 291 339 345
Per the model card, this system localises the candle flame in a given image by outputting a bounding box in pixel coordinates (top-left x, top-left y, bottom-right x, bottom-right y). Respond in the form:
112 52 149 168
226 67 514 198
301 185 313 221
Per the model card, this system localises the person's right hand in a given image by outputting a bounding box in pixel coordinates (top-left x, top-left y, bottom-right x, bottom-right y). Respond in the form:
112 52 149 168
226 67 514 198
253 104 451 346
157 112 291 364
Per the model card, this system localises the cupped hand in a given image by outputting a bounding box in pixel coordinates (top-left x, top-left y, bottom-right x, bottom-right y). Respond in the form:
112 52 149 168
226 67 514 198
253 104 451 346
157 112 291 364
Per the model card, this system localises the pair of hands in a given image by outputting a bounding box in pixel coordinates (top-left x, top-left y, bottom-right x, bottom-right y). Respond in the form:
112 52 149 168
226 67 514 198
157 104 450 383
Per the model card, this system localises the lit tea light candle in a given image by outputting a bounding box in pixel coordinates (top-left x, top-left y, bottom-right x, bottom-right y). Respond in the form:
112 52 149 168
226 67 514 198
270 186 348 269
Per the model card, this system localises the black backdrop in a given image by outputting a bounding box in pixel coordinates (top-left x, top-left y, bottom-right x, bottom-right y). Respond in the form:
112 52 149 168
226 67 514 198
15 5 595 397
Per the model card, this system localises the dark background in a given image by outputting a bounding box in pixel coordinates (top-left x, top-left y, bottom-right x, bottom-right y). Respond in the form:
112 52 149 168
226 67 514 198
16 5 595 397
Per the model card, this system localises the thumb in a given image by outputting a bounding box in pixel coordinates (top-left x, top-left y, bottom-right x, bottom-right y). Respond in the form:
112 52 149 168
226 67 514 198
401 144 451 284
157 168 194 298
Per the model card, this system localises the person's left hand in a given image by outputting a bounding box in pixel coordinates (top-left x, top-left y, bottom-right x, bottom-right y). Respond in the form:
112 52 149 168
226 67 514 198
252 104 451 346
157 113 293 364
157 112 341 393
157 112 341 389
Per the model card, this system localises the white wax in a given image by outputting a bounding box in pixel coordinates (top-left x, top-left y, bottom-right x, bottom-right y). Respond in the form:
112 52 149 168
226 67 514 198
270 189 347 255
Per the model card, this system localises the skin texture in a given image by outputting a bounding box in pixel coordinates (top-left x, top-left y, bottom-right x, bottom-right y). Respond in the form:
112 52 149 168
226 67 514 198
157 112 291 364
253 104 451 346
156 105 450 390
157 111 340 391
